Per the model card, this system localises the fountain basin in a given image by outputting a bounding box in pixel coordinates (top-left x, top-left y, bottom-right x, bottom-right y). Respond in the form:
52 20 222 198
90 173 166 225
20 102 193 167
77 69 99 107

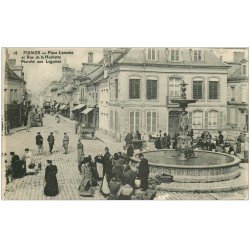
131 150 241 183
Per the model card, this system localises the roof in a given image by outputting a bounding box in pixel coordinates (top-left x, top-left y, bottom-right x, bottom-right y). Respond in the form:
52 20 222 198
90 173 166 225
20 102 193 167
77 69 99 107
116 48 229 68
227 61 248 82
86 66 104 86
87 49 129 86
5 63 26 83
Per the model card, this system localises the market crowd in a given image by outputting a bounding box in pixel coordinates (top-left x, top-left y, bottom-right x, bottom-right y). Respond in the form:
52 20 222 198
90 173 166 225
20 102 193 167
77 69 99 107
3 111 248 200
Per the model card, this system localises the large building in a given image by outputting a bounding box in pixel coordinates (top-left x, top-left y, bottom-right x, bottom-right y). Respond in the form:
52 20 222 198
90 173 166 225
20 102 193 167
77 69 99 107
3 63 28 128
227 52 248 132
98 48 229 138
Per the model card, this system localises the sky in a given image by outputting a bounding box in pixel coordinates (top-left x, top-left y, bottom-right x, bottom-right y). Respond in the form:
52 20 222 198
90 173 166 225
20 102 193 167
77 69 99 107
5 47 248 102
6 48 103 98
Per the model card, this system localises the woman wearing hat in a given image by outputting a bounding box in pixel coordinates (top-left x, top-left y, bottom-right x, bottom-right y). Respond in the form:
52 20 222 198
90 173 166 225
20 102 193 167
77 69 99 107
44 160 59 197
23 148 35 175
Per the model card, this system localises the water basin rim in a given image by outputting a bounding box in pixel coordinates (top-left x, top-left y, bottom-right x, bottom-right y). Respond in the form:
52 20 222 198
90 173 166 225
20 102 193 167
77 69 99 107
131 149 241 169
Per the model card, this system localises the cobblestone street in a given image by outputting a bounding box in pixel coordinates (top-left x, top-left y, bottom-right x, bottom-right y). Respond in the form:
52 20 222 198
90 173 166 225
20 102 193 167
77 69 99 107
2 114 249 200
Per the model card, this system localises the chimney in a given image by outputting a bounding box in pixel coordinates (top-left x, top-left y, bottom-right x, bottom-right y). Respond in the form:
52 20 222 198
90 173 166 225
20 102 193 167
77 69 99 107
88 52 93 64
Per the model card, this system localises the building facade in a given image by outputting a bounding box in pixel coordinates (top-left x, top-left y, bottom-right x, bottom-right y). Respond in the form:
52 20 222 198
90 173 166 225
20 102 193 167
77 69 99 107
3 63 28 128
227 52 248 132
101 48 229 138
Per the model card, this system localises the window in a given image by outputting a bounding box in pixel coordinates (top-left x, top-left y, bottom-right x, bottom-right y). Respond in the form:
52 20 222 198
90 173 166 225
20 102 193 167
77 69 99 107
146 111 157 133
129 111 140 132
193 80 203 99
110 110 114 130
192 111 203 129
170 49 179 61
230 86 236 101
241 85 247 103
146 78 158 100
115 78 119 99
194 50 202 61
4 89 7 104
129 78 140 99
114 111 118 131
230 108 236 124
208 111 218 129
147 48 157 60
242 64 246 75
14 89 18 101
169 77 181 97
10 89 14 102
209 80 219 100
80 88 84 99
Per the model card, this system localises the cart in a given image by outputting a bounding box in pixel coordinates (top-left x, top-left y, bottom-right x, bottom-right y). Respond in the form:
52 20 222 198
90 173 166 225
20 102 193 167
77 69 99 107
79 126 95 139
31 114 43 127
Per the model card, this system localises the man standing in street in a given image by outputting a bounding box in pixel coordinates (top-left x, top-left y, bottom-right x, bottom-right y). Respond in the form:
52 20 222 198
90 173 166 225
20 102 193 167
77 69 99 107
36 132 44 154
75 122 79 134
103 147 112 183
63 132 69 154
77 139 84 163
137 153 149 191
47 132 55 154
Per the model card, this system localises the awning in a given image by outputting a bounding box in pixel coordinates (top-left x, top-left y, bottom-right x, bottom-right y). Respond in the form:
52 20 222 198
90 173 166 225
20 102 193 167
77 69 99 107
81 107 94 114
59 104 67 110
63 105 69 110
72 104 86 111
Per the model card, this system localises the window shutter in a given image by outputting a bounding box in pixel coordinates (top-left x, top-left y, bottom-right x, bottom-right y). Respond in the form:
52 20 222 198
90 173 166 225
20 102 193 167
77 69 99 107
129 80 132 99
205 111 208 129
147 111 151 132
218 111 223 129
189 49 194 61
152 112 157 132
130 111 134 132
135 111 140 131
188 111 192 129
110 110 113 130
201 50 205 61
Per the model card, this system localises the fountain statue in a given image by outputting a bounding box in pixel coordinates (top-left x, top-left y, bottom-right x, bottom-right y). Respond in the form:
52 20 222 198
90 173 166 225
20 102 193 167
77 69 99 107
171 80 197 160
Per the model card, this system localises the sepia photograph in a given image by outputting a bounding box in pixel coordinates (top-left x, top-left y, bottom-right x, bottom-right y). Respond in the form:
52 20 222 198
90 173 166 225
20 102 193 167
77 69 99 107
1 47 249 200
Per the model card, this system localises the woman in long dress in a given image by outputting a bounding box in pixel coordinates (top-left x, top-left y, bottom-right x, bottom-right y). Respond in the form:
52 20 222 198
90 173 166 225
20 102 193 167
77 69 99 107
12 155 23 179
44 160 59 197
94 153 104 180
24 148 35 175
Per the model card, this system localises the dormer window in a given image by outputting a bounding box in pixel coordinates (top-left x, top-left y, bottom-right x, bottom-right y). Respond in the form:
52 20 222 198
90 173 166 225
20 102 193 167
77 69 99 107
147 48 157 61
194 50 202 61
170 49 179 61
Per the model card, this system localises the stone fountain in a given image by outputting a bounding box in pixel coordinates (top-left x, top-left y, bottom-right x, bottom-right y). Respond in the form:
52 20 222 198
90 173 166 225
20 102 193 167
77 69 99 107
171 80 197 160
131 81 241 183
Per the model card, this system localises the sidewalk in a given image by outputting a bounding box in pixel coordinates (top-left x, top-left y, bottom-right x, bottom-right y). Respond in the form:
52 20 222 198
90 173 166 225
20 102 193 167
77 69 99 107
9 126 27 134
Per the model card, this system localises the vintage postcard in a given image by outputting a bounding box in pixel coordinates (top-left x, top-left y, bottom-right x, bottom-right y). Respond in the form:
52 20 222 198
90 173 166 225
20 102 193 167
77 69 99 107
1 47 249 200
